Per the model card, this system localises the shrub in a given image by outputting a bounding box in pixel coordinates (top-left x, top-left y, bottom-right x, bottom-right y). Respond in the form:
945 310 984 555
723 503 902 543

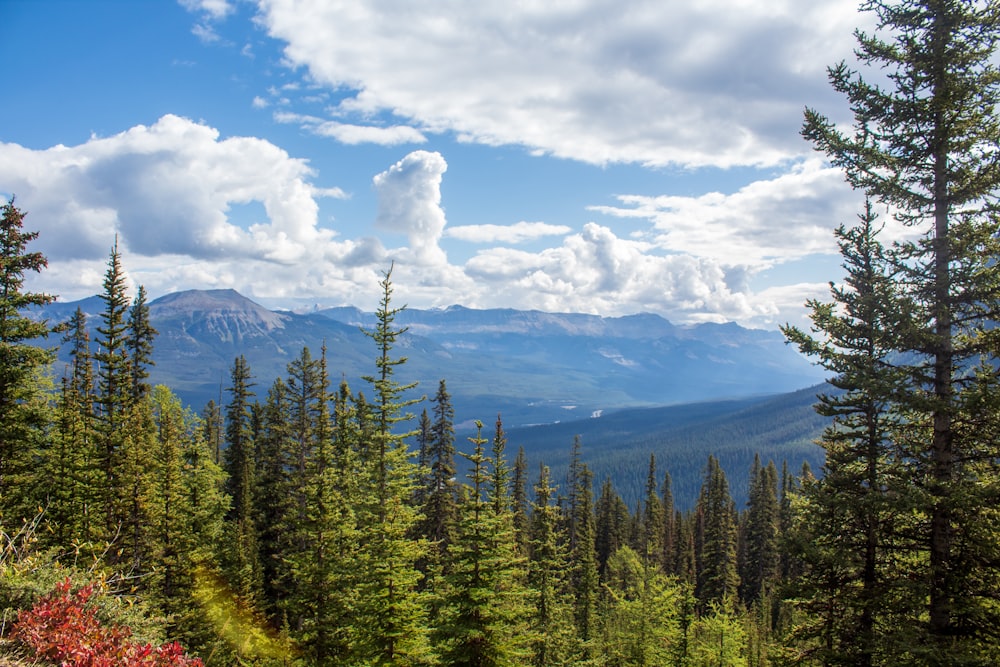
12 578 202 667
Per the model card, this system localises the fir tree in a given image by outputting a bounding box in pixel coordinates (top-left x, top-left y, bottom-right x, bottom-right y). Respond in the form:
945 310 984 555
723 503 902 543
0 196 56 516
802 1 1000 658
437 421 532 666
354 264 429 665
696 456 739 607
126 284 157 403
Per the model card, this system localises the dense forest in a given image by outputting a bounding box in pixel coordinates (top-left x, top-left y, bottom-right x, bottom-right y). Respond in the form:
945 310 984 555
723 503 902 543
3 1 1000 665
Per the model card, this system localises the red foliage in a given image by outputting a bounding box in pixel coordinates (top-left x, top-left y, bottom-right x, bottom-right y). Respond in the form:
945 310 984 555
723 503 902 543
12 578 202 667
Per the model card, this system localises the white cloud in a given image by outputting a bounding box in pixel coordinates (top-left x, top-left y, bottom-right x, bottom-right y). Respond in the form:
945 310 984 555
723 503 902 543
0 117 851 327
252 96 269 109
373 151 449 266
0 115 350 285
191 22 221 43
313 121 425 146
256 0 865 168
446 221 573 244
179 0 233 20
591 159 869 267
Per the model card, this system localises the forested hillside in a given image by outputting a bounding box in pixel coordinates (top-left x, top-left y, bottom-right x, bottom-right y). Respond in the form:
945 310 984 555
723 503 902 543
3 2 1000 665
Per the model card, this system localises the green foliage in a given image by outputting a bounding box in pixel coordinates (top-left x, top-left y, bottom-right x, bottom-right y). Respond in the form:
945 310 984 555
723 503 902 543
0 197 56 520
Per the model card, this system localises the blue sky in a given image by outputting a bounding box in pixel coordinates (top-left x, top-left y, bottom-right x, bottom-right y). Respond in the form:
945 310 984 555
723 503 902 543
1 0 888 328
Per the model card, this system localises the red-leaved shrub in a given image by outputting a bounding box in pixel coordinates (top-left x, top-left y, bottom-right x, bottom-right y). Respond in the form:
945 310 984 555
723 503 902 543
12 578 202 667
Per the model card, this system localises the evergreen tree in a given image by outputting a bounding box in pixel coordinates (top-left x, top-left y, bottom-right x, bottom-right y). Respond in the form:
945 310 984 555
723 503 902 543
527 464 576 666
223 355 260 601
48 307 98 545
599 545 689 667
253 376 293 617
511 446 531 554
783 202 914 664
93 238 134 537
739 455 780 607
0 197 56 518
802 1 1000 659
354 265 429 665
437 422 531 666
420 379 457 557
201 398 223 466
595 477 631 579
640 454 664 572
571 464 600 650
126 284 157 403
696 456 739 607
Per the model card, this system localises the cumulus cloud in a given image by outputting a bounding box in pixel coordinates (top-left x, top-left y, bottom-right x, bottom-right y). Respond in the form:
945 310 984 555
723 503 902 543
257 0 866 168
373 151 449 266
590 159 873 268
0 115 363 298
462 222 771 323
446 221 573 244
0 115 853 327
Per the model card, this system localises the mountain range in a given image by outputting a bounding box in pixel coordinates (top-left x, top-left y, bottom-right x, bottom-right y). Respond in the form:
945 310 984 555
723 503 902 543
35 289 827 432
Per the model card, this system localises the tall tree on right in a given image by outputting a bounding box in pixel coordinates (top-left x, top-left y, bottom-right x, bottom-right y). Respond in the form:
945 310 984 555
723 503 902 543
801 1 1000 661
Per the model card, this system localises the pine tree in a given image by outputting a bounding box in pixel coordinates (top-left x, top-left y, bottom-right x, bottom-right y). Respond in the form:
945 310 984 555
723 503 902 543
436 422 532 666
0 197 56 518
420 379 457 557
640 454 664 573
222 354 260 602
511 446 531 554
802 1 1000 659
93 238 134 538
696 456 739 608
126 284 157 403
739 455 780 607
783 202 914 663
354 265 429 665
595 477 631 579
527 463 576 666
253 376 293 617
571 464 600 650
48 307 98 545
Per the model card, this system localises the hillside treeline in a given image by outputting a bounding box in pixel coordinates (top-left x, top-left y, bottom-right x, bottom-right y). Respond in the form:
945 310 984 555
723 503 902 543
1 227 803 665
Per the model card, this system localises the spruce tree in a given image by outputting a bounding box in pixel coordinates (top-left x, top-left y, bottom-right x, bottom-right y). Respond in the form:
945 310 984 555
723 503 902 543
93 238 133 537
783 202 914 663
223 355 260 602
420 379 457 557
523 464 573 665
437 422 532 666
0 197 56 518
696 455 739 608
126 284 157 403
354 265 429 665
802 1 1000 658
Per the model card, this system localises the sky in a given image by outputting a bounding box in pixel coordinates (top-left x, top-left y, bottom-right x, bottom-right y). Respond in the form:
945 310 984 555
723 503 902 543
0 0 891 328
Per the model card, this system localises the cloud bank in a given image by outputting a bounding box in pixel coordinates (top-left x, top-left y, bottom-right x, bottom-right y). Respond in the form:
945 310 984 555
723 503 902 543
257 0 864 167
0 114 867 326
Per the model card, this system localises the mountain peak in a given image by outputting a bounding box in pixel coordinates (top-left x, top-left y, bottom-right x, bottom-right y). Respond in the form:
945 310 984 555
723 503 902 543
151 288 288 336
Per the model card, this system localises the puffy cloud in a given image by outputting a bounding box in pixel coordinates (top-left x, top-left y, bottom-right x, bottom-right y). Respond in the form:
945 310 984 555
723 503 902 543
463 222 771 323
373 151 449 266
0 115 364 300
445 221 573 244
256 0 865 168
0 115 849 327
590 160 873 267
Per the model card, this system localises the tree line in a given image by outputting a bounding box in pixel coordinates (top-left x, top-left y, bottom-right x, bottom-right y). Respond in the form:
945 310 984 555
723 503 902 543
3 1 1000 664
